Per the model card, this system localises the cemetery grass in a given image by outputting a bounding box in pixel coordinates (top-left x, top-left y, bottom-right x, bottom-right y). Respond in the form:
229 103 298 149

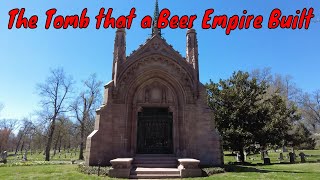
0 163 319 180
0 164 106 179
0 150 320 179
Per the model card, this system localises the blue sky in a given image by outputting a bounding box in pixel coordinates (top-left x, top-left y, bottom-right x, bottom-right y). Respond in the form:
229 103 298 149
0 0 319 119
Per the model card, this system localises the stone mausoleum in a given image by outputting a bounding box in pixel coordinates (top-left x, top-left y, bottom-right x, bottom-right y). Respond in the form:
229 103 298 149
85 1 223 178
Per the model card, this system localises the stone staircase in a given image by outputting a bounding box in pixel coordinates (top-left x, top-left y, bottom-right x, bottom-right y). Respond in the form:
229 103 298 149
129 154 181 179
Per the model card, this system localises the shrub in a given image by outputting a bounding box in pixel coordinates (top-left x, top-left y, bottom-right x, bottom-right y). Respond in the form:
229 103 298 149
202 167 225 176
77 164 111 176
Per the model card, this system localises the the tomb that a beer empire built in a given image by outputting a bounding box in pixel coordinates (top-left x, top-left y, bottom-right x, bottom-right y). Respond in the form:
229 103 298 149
85 2 223 168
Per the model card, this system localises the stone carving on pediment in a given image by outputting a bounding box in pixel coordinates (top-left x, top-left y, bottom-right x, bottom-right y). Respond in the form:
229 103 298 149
152 42 161 50
138 81 172 104
113 57 196 103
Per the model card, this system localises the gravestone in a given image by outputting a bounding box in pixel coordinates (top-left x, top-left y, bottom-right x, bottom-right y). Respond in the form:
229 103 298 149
282 146 288 152
236 153 241 162
289 152 295 163
299 152 306 163
244 151 247 161
1 151 7 159
279 152 284 161
23 152 27 161
264 158 271 165
1 151 8 163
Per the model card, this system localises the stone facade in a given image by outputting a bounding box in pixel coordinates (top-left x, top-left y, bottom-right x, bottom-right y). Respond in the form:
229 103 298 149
85 28 223 167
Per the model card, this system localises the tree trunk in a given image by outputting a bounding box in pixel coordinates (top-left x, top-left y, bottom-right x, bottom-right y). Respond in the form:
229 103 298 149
20 141 25 153
58 137 62 153
79 124 85 160
53 138 58 156
45 120 56 161
14 134 24 155
54 130 61 156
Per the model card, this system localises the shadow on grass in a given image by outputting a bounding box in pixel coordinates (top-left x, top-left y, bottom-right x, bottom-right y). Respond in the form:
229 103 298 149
224 165 269 173
223 164 312 174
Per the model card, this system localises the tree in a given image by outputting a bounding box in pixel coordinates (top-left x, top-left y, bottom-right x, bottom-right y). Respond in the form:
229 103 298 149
52 116 75 156
251 68 301 103
206 71 297 162
255 94 299 149
14 118 35 154
298 90 320 133
0 119 18 152
37 68 73 161
71 74 102 160
289 123 316 150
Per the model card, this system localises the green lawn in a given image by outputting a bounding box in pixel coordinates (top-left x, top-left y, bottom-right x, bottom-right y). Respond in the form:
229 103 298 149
6 150 79 163
1 150 320 179
0 163 319 179
0 164 104 180
200 163 320 180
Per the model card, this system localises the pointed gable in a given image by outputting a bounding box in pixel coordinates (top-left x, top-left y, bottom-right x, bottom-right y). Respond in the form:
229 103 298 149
126 35 186 62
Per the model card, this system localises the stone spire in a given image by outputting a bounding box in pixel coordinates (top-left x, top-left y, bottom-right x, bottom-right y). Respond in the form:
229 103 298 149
186 28 199 98
152 0 161 36
112 28 126 87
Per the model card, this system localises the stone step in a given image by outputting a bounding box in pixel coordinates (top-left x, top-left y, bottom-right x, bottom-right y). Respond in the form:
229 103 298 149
134 156 177 160
133 163 177 168
135 154 176 157
131 167 180 175
130 168 180 179
134 159 177 164
133 155 178 168
129 174 181 179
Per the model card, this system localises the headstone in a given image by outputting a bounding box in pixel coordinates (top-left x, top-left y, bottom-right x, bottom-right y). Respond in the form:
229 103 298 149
23 151 27 161
299 152 306 163
264 158 271 165
279 152 284 161
236 153 241 162
289 152 295 163
1 151 8 164
2 151 7 160
282 146 288 152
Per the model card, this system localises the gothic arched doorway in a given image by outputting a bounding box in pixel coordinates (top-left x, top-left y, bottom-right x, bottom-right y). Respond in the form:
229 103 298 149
137 107 173 154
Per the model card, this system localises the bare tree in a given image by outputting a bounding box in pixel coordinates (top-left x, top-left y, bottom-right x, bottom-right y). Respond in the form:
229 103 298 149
251 68 301 103
0 119 18 152
299 90 320 132
251 67 273 85
71 74 102 160
37 68 73 161
14 118 35 154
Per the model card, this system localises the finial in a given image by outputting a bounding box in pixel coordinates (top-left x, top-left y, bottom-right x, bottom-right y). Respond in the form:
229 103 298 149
152 0 161 37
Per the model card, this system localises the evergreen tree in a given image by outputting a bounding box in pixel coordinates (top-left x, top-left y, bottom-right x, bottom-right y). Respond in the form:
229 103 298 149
206 71 298 162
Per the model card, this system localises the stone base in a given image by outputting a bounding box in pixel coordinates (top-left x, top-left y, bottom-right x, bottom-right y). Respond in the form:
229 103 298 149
178 158 202 178
109 168 131 178
109 158 133 178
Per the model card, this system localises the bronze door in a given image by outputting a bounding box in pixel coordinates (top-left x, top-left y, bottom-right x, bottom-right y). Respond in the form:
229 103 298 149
137 108 173 154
